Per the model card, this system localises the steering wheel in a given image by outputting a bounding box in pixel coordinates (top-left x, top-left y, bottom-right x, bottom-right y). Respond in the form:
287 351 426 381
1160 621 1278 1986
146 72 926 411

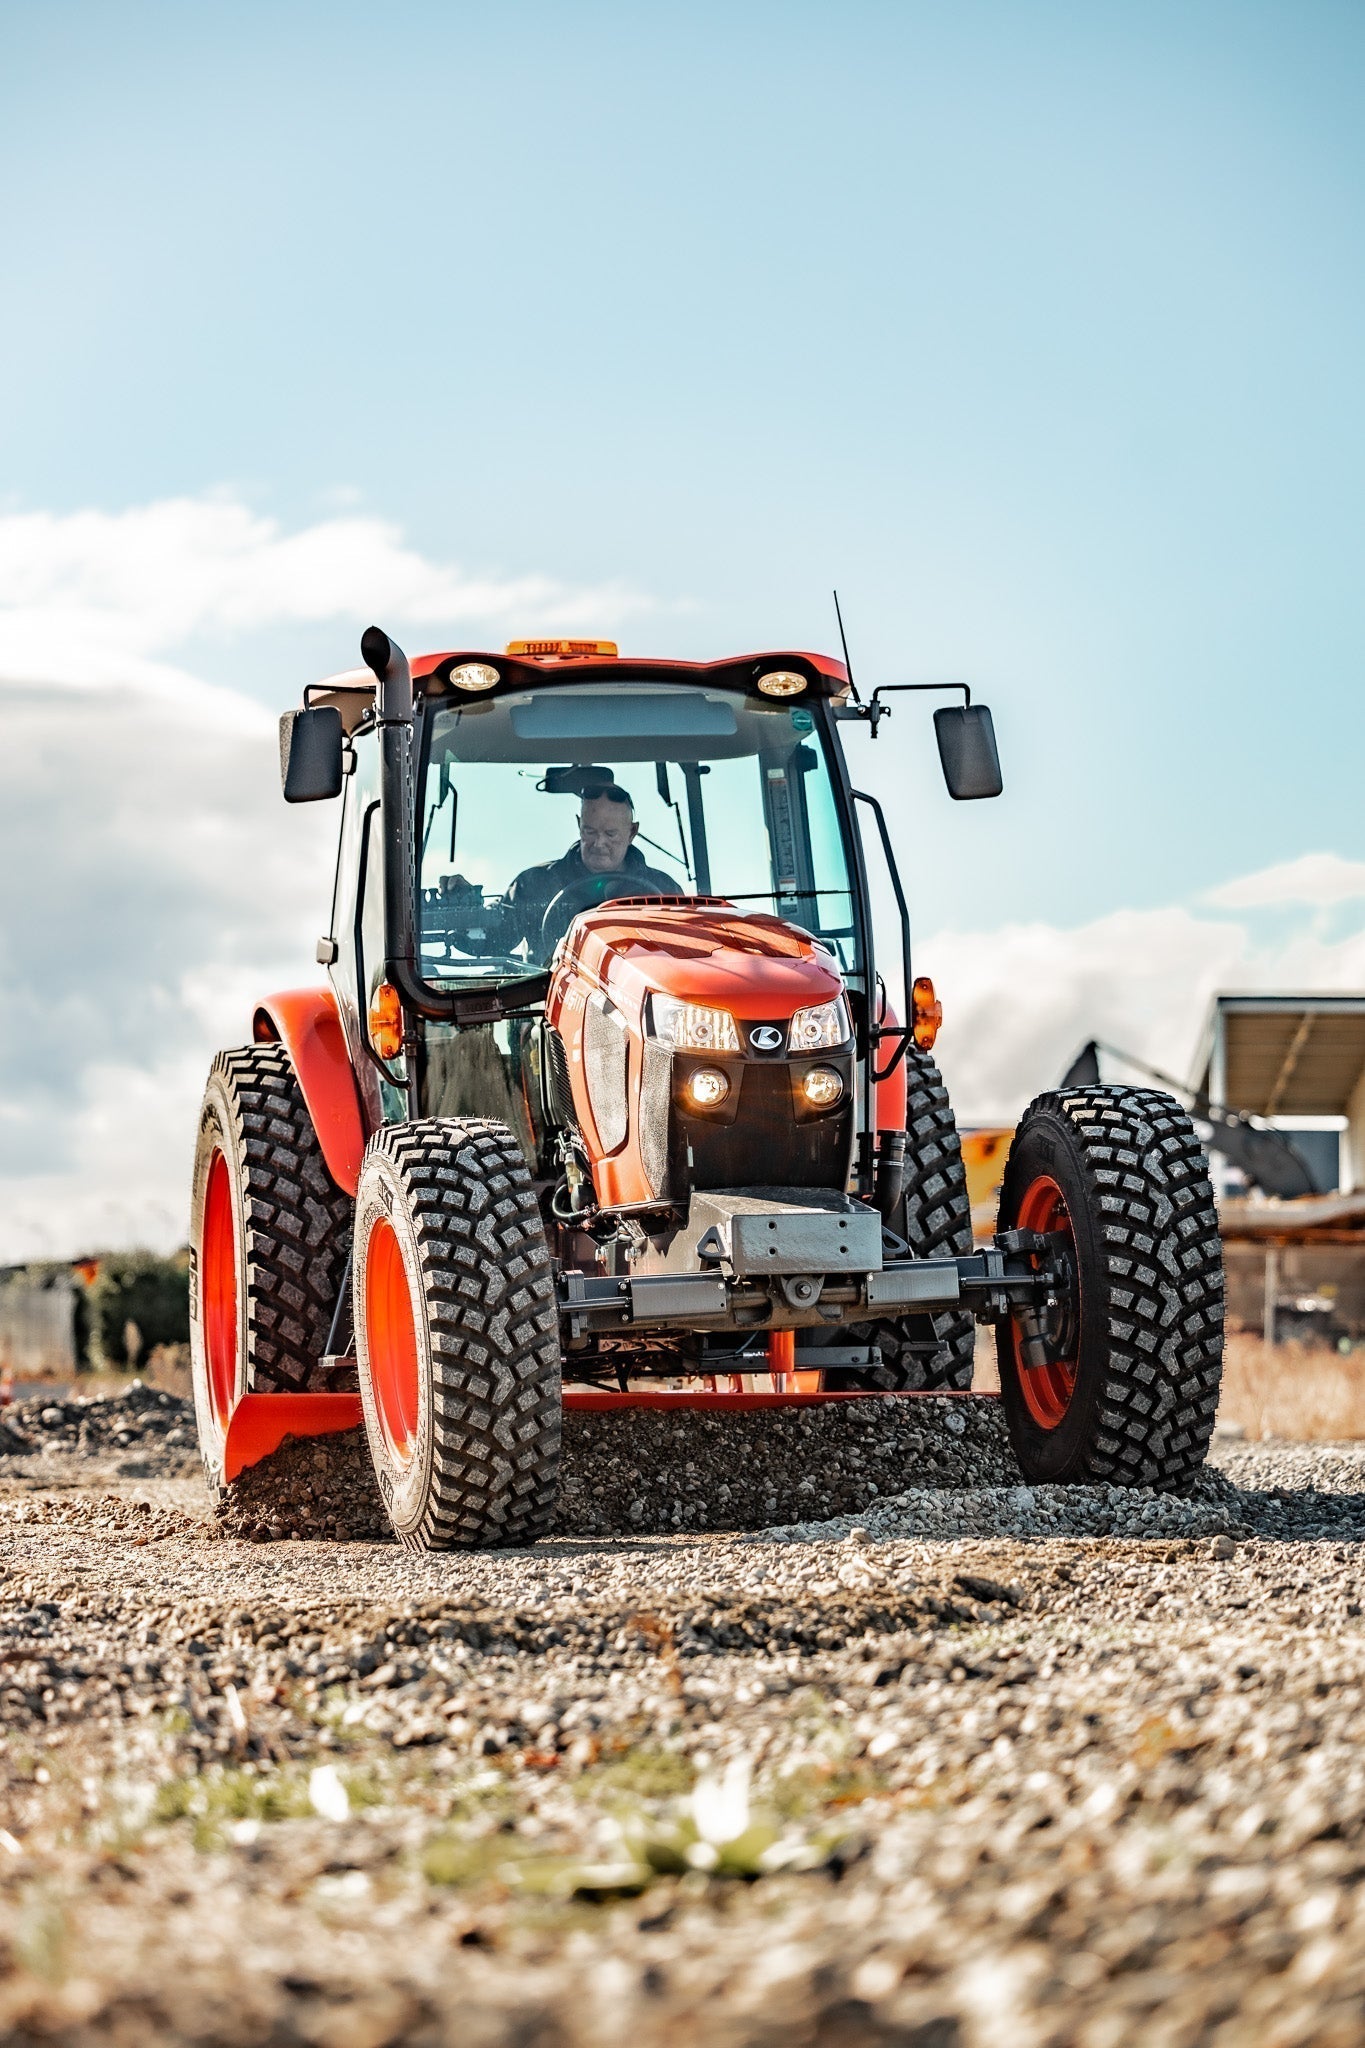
539 872 650 955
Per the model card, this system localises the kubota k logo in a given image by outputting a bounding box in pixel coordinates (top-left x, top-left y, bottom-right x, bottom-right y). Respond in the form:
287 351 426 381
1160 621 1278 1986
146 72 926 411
750 1025 783 1053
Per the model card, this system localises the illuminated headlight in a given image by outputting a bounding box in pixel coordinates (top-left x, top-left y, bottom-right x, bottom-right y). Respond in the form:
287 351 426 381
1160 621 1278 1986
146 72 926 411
756 669 807 698
801 1066 844 1108
449 661 500 692
787 996 851 1052
649 995 741 1052
685 1067 731 1109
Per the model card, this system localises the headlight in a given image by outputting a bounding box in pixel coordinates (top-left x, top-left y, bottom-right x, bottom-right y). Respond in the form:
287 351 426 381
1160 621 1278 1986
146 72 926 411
649 995 741 1052
685 1067 731 1109
787 996 851 1052
801 1066 844 1108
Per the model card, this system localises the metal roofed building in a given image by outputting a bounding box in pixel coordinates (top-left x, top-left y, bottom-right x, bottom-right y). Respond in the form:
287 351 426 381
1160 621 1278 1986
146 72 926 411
1192 995 1365 1344
1193 994 1365 1194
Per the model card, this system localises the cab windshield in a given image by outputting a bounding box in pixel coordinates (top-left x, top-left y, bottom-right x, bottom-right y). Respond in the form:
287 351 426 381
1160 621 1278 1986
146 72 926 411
417 684 857 988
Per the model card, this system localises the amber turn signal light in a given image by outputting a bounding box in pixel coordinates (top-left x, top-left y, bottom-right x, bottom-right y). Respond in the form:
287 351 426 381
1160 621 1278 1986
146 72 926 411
911 975 942 1051
369 981 403 1060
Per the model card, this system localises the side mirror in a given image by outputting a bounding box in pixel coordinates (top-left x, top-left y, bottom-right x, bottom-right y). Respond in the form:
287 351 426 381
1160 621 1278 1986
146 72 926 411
279 707 344 802
934 704 1002 800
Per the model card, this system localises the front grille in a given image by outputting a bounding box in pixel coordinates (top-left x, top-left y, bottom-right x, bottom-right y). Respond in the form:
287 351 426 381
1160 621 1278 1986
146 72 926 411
662 1051 854 1197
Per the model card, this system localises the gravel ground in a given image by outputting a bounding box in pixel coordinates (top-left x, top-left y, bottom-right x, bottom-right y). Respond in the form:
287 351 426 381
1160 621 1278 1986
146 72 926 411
1 1384 1364 2043
215 1394 1015 1543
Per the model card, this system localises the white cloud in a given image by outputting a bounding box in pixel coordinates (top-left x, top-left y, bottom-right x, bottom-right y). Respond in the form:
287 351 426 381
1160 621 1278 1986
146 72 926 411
1 490 1363 1259
1203 852 1365 910
927 900 1365 1125
0 494 651 703
0 678 334 1259
0 491 656 1262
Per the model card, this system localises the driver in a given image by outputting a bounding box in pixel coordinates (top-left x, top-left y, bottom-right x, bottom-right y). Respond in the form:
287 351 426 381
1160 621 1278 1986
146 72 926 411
502 783 681 954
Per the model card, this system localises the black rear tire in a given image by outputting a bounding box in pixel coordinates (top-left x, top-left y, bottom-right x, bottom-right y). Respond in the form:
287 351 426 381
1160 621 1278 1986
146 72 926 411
995 1085 1224 1489
353 1118 562 1550
821 1048 977 1392
189 1044 354 1487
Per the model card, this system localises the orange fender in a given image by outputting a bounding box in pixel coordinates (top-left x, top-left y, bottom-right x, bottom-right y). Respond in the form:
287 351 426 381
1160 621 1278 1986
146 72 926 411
253 987 368 1197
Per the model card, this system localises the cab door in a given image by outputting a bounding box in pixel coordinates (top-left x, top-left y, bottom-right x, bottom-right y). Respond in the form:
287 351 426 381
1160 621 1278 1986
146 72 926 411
326 724 387 1127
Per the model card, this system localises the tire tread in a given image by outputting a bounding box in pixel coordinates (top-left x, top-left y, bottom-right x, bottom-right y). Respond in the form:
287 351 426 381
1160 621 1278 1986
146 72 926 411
360 1118 560 1550
830 1049 977 1392
210 1044 353 1393
999 1084 1223 1489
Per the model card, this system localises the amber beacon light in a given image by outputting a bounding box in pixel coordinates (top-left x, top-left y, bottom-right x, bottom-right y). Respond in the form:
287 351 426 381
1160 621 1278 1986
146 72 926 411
505 638 618 659
911 976 943 1051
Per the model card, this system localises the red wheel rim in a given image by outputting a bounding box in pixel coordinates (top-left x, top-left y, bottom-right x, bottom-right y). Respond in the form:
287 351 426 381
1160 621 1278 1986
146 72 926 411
1009 1173 1079 1430
365 1218 421 1469
202 1149 238 1428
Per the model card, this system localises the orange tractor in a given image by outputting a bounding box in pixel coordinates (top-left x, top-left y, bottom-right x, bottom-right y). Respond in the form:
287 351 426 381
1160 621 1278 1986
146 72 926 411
190 630 1224 1547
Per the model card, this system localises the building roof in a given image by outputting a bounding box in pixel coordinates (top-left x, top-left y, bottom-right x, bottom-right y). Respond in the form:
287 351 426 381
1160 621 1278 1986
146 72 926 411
1192 994 1365 1118
1219 1190 1365 1244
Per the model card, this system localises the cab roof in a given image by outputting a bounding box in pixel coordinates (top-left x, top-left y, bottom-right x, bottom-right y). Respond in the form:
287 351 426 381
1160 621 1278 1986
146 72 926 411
306 647 851 730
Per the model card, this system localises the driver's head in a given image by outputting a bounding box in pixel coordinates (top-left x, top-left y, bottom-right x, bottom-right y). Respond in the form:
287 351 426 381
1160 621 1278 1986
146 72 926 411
578 785 637 873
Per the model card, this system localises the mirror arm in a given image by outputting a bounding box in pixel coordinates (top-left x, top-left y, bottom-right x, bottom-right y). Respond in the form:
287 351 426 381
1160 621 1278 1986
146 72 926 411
851 790 914 1083
862 680 972 739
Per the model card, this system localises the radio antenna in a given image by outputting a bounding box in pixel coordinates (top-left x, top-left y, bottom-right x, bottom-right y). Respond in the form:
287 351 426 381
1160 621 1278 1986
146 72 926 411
832 589 861 703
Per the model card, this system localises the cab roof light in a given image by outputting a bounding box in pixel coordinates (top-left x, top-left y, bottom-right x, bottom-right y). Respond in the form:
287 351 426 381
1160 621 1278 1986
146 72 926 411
505 638 619 660
449 661 500 693
756 669 807 698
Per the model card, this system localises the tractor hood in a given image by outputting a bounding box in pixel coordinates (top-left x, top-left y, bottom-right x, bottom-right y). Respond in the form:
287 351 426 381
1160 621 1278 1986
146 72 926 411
548 900 844 1028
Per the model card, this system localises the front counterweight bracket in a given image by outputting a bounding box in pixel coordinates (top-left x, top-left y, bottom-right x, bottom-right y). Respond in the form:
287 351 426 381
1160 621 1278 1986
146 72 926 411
554 1236 1059 1335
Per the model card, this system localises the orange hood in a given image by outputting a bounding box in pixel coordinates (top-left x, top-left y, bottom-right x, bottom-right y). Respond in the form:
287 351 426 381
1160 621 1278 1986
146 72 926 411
547 900 844 1026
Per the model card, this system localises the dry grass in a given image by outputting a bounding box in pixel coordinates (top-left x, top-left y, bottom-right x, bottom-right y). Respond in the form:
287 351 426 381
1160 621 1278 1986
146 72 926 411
1216 1332 1365 1442
974 1330 1365 1441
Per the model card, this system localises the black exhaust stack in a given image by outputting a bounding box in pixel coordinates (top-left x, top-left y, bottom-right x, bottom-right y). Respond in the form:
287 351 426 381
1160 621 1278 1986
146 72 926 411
361 626 421 1111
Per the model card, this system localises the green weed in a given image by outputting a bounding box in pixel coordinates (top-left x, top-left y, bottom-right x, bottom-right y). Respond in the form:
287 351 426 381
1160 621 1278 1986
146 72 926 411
151 1761 382 1845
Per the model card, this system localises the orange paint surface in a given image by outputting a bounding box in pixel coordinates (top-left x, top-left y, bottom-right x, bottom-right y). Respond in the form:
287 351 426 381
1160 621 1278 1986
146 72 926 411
253 987 368 1196
550 901 842 1027
222 1393 364 1482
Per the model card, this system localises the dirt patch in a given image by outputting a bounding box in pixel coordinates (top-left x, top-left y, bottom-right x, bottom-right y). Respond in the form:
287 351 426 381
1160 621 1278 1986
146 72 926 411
1 1380 199 1480
1 1453 1365 2044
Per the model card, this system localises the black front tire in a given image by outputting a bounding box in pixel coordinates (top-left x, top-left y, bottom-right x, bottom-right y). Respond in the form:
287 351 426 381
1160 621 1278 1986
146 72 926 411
996 1085 1224 1489
353 1118 562 1550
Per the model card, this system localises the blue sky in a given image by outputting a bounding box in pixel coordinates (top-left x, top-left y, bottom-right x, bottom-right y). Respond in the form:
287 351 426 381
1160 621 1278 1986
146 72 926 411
2 0 1364 1253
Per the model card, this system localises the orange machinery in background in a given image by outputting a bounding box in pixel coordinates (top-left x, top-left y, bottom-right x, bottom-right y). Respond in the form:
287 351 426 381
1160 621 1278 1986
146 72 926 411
962 1127 1014 1241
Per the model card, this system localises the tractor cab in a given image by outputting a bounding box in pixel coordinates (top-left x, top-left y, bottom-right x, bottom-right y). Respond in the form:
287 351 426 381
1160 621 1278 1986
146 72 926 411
299 639 994 1197
336 652 862 1136
189 627 1223 1551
